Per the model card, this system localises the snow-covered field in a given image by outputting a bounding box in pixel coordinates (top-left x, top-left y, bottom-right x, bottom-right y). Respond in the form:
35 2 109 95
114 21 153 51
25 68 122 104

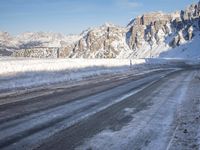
0 58 149 92
0 58 198 93
0 58 145 74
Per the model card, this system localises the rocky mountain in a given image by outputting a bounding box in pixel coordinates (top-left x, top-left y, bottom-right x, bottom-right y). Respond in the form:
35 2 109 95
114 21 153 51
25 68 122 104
1 1 200 59
0 32 81 57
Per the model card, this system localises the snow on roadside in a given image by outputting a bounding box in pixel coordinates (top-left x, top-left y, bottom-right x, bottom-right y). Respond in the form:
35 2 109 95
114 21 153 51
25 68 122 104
0 58 145 75
0 58 148 92
0 58 179 92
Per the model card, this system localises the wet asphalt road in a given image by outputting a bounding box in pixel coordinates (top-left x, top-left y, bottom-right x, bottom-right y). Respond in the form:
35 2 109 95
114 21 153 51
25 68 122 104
0 68 200 150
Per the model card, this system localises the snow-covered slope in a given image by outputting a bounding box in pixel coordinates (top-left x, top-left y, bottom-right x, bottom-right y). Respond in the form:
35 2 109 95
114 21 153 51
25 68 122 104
1 1 200 59
159 32 200 59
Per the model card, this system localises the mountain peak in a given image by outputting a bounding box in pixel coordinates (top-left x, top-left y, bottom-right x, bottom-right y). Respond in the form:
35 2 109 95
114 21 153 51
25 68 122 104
103 22 116 27
1 1 200 59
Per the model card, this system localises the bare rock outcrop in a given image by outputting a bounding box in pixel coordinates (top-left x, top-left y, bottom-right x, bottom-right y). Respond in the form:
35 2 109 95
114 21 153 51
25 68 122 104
69 23 128 58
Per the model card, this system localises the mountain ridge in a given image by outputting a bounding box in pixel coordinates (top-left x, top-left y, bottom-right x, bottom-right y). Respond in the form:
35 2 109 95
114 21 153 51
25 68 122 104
1 1 200 59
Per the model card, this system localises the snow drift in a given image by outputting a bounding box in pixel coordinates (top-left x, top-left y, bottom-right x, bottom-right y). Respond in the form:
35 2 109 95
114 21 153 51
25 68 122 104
0 58 147 92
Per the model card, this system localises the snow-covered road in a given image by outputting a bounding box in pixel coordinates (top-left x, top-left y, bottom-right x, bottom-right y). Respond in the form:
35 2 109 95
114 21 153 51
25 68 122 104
0 68 200 150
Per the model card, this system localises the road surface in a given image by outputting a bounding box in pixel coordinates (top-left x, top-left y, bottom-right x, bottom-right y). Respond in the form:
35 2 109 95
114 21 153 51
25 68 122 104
0 68 200 150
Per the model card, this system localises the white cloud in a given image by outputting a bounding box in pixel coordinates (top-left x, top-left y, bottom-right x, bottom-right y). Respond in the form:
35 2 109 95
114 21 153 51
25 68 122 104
118 0 142 9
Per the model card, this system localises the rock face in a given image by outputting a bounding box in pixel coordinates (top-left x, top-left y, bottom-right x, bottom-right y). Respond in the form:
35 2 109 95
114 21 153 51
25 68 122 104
70 23 129 58
2 1 200 58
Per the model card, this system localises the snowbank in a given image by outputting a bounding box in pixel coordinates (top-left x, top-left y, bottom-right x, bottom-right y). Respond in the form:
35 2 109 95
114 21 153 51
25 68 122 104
0 58 149 92
0 58 145 75
0 58 184 92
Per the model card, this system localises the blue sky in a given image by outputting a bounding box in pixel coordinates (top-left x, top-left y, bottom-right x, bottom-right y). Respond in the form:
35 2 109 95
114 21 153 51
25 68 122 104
0 0 198 35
